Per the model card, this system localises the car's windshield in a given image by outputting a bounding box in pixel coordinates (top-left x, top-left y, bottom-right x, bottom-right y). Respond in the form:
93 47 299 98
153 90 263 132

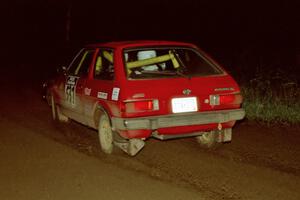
124 47 224 79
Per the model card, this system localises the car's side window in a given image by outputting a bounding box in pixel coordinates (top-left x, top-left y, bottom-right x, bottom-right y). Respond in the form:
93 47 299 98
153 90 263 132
68 49 96 76
94 49 114 80
67 49 85 75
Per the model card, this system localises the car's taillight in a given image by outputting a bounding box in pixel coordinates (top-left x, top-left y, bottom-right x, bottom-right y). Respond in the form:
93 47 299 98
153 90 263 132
123 99 159 113
210 93 242 106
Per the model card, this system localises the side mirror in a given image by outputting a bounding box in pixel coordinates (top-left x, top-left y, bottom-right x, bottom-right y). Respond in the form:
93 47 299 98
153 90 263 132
57 65 67 75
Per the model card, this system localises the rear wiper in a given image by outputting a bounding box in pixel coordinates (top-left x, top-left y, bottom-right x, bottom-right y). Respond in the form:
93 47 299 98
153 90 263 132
175 69 189 79
139 70 190 79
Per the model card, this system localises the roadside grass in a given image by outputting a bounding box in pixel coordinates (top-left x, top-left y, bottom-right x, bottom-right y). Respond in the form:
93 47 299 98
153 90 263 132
240 69 300 125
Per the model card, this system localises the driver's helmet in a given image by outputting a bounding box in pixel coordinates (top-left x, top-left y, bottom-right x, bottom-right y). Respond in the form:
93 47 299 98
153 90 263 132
137 50 158 71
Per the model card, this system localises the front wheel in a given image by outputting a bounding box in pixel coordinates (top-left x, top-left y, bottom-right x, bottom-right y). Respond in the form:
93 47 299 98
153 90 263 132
98 114 114 154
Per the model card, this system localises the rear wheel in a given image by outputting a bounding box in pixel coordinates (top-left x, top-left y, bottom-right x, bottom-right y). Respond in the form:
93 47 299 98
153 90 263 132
195 131 218 148
98 114 114 154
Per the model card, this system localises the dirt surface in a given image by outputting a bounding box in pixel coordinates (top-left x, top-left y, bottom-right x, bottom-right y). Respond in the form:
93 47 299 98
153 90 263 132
0 68 299 200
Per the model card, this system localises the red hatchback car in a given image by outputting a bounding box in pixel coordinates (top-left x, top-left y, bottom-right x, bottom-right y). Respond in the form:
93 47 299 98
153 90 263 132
46 41 245 156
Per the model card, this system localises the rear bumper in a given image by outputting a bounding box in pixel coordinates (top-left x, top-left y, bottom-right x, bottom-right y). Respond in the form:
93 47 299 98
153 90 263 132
111 108 245 131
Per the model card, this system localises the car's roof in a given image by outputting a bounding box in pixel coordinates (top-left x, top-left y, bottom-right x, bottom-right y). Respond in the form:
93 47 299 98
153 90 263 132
86 40 196 49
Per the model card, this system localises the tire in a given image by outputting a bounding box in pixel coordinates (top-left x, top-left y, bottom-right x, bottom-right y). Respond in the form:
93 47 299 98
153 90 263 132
98 114 114 154
51 95 69 122
195 131 218 148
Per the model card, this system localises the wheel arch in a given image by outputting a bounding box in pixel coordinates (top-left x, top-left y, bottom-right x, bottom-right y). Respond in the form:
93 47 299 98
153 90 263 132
93 103 112 129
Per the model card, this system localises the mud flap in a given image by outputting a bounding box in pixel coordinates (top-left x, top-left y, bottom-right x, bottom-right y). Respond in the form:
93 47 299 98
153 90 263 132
114 139 145 156
216 128 232 143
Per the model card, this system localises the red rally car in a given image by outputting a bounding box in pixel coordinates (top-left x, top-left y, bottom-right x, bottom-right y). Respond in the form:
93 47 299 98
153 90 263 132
45 40 245 156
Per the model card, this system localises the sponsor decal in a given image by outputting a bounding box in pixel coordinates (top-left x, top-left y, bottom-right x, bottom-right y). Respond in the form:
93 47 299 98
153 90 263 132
67 76 76 85
97 92 108 99
65 76 78 105
84 88 92 96
132 93 145 98
111 87 120 101
214 87 234 92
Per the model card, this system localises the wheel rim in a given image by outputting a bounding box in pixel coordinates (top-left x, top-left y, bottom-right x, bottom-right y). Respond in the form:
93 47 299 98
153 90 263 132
99 115 113 154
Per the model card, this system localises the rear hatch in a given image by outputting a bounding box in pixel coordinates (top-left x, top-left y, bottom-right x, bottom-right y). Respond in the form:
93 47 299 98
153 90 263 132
121 74 242 118
120 45 242 117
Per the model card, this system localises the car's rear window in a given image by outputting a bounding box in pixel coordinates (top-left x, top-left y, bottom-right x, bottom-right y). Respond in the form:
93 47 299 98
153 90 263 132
123 47 224 79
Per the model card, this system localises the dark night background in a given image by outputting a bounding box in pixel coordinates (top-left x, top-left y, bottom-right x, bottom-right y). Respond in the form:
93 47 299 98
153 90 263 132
2 0 300 82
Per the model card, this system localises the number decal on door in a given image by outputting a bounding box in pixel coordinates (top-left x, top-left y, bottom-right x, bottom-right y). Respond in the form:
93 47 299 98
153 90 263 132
65 76 78 105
